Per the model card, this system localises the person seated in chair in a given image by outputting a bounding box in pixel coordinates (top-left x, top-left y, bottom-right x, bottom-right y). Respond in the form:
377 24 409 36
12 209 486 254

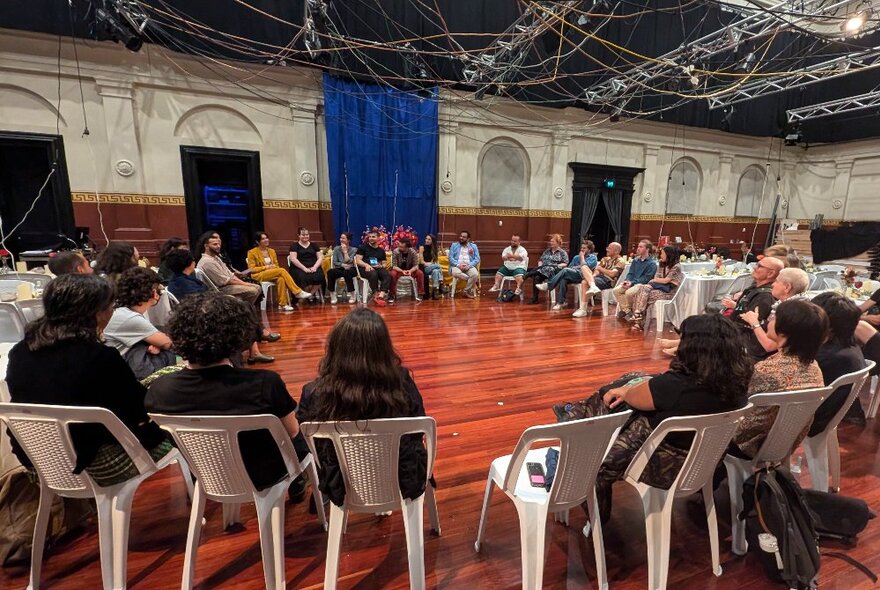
6 274 172 487
327 232 358 304
103 267 177 381
247 231 312 312
356 230 392 307
448 230 481 298
488 234 528 296
737 267 810 356
165 249 207 300
613 239 656 320
572 241 625 318
94 241 139 284
297 307 432 506
156 237 187 285
810 292 867 429
524 234 568 304
146 292 308 500
715 256 783 358
536 239 595 311
287 227 327 300
628 246 684 331
390 239 424 300
48 250 93 276
731 300 827 459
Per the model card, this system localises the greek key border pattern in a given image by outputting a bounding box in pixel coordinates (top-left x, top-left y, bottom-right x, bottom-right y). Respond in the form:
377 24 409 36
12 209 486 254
263 199 332 210
439 206 571 218
71 192 185 206
631 213 772 223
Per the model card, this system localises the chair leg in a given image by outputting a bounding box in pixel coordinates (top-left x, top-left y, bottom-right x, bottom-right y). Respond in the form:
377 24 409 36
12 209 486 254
426 483 441 535
867 376 880 419
724 459 749 555
803 435 830 492
702 484 722 576
254 483 288 590
640 487 673 590
95 493 116 590
177 457 195 502
402 496 426 590
828 430 842 493
584 490 609 590
513 500 549 590
323 502 346 590
28 485 53 590
474 475 493 552
222 503 241 529
305 459 328 531
182 485 206 590
109 483 139 590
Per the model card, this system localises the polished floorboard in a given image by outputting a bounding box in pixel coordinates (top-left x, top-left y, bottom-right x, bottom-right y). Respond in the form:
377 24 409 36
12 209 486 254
4 290 880 589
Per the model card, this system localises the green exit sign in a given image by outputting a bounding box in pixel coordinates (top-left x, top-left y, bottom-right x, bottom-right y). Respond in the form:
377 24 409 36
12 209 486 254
604 178 615 188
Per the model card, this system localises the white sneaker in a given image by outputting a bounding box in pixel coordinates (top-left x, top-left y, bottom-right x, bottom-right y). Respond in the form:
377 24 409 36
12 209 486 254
587 284 601 295
551 303 564 311
488 285 500 292
330 292 338 304
536 282 548 291
348 294 357 304
296 291 313 300
279 304 294 312
572 307 588 318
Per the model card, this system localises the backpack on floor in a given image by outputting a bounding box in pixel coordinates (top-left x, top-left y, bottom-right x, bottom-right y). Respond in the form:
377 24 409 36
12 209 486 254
497 289 517 302
741 467 820 589
802 489 875 546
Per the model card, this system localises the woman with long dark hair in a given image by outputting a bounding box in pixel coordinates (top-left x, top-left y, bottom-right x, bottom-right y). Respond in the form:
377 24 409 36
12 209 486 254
94 241 139 283
327 232 358 304
629 245 684 331
6 274 171 485
297 308 431 505
419 234 443 299
552 313 752 523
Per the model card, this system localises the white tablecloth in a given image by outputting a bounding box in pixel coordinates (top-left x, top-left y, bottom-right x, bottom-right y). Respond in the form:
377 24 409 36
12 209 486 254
669 273 754 328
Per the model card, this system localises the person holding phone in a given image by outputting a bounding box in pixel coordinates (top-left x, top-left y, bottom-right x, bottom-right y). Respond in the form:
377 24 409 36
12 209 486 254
355 230 392 306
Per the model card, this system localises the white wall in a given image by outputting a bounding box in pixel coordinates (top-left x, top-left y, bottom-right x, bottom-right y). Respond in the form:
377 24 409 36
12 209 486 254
1 29 879 222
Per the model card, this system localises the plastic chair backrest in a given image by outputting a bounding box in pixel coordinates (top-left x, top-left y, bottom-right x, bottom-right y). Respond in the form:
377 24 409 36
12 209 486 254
624 404 753 496
194 268 219 291
301 417 436 512
0 403 156 495
0 302 25 342
166 290 180 307
504 411 632 510
14 299 45 324
810 361 873 439
0 280 29 294
149 413 301 502
747 386 830 464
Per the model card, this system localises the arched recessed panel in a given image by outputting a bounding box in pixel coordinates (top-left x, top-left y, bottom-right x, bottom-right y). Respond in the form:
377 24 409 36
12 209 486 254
0 85 67 129
735 165 768 217
173 105 262 144
666 158 700 214
479 139 529 208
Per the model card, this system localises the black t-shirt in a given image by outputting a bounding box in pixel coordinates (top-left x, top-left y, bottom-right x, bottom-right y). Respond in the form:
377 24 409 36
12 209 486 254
6 338 165 473
289 242 320 269
810 343 866 436
647 370 746 449
356 244 387 268
732 283 776 359
145 365 297 490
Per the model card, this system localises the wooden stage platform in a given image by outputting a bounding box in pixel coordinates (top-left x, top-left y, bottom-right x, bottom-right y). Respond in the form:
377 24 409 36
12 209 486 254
3 292 880 589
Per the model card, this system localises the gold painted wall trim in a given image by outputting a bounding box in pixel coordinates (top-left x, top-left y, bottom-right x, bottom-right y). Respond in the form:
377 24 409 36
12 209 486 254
439 206 571 218
71 193 331 210
631 213 772 223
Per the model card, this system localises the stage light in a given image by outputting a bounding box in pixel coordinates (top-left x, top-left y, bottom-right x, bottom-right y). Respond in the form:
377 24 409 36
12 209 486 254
721 107 734 132
95 7 143 52
843 13 866 33
738 52 755 71
784 130 804 146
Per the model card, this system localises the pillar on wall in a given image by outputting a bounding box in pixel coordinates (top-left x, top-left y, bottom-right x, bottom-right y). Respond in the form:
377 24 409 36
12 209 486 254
718 154 734 211
438 120 458 202
639 145 660 214
290 104 320 202
835 159 854 220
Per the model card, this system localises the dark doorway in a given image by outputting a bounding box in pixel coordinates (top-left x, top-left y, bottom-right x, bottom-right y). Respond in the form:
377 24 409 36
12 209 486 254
569 163 643 256
0 132 74 256
180 146 264 269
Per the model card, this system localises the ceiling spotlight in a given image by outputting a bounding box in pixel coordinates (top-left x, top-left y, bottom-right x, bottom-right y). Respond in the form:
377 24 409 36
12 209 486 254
95 7 144 52
843 13 866 33
784 129 804 146
721 107 734 132
577 14 590 26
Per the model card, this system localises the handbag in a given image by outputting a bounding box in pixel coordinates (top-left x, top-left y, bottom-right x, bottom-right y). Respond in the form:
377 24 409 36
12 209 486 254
649 281 673 293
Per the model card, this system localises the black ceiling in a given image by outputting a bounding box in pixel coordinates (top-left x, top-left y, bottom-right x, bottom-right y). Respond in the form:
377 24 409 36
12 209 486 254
4 0 880 143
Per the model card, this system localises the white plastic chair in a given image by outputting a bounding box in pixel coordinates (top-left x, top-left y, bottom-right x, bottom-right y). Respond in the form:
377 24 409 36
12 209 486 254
866 374 880 419
824 277 843 290
803 361 873 492
194 268 219 292
0 302 25 342
354 265 372 304
499 257 528 300
301 417 440 590
549 281 582 309
646 282 685 339
166 290 180 308
723 387 830 555
149 413 327 590
15 298 45 323
624 404 753 590
145 289 173 328
260 281 276 310
474 411 632 590
395 275 422 302
0 403 194 590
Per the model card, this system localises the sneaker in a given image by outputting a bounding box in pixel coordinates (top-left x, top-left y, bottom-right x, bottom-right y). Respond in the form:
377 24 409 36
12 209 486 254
296 291 313 300
374 297 386 307
551 303 564 311
536 282 548 291
279 304 294 312
464 289 476 299
514 288 522 296
572 307 588 318
330 292 338 304
348 293 357 304
587 284 601 295
488 285 500 292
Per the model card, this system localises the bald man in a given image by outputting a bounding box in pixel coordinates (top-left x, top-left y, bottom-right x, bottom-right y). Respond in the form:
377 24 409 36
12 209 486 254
572 242 626 318
722 255 784 358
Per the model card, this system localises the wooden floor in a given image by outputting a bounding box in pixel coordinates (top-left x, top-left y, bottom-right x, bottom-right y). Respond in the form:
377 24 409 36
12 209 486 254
4 290 880 589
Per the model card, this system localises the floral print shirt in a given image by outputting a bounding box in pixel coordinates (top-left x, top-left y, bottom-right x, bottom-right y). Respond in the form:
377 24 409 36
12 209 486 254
536 248 569 279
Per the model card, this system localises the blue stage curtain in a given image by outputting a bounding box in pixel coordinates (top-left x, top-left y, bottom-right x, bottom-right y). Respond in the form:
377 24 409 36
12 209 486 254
323 74 438 245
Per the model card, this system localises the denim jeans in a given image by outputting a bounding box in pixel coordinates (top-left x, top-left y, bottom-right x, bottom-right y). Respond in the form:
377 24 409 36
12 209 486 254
548 267 582 303
423 263 442 287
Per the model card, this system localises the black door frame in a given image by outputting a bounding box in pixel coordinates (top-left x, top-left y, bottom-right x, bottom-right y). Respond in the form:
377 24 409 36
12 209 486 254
569 162 643 253
179 145 264 251
0 130 75 243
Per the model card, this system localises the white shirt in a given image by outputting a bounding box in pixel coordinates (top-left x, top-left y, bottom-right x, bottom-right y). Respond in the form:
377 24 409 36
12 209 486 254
459 248 471 268
502 245 528 270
